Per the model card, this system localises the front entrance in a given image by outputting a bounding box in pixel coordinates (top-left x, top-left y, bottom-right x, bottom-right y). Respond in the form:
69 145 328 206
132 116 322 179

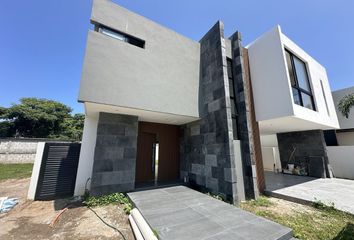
135 122 180 186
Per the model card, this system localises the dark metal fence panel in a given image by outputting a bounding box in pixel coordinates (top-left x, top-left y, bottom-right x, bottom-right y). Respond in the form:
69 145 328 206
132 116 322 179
35 142 81 200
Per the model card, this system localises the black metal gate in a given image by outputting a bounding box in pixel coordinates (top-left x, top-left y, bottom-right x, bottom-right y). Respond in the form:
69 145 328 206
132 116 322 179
35 142 81 200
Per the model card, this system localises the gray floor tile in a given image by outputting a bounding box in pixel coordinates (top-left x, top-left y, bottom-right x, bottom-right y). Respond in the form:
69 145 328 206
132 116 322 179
128 186 293 240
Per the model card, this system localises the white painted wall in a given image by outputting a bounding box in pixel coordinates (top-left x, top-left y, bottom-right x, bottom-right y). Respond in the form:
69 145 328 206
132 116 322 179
332 86 354 129
260 134 278 147
260 135 282 171
27 142 45 200
262 147 281 171
281 34 339 130
74 111 99 196
247 26 339 134
247 26 293 122
336 132 354 146
327 146 354 180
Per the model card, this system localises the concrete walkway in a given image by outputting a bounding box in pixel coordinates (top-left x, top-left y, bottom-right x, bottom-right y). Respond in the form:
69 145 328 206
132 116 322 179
128 186 293 240
265 171 354 215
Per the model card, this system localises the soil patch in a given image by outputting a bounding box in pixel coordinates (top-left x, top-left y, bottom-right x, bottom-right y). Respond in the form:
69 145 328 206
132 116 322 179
0 178 134 240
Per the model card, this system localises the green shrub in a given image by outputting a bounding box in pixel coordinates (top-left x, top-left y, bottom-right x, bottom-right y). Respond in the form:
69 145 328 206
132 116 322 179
313 198 335 211
206 192 225 201
248 196 274 207
84 193 133 214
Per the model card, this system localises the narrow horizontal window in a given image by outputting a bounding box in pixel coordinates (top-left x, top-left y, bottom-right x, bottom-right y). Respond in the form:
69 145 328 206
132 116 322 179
100 27 127 41
95 24 145 49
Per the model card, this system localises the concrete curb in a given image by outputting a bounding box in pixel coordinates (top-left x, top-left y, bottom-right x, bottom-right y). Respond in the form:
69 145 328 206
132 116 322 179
130 208 158 240
128 214 144 240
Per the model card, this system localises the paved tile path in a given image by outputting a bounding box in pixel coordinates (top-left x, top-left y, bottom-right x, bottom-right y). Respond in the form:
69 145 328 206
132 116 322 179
265 171 354 215
128 186 293 240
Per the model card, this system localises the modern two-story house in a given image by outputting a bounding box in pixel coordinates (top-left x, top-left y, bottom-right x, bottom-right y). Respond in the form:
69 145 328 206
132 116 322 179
74 0 339 203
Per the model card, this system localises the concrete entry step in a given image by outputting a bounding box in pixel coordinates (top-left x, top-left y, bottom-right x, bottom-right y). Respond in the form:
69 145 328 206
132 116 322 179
128 186 294 240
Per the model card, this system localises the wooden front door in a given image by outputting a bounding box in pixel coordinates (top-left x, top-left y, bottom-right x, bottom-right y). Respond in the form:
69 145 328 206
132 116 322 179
135 122 180 184
136 132 156 183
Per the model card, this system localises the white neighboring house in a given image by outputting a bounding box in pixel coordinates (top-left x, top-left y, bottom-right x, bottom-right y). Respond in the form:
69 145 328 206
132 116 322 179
332 86 354 145
247 26 339 176
247 26 339 134
326 86 354 179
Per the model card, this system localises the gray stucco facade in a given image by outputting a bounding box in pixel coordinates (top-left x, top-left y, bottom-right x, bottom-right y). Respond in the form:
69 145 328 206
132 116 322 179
79 0 200 119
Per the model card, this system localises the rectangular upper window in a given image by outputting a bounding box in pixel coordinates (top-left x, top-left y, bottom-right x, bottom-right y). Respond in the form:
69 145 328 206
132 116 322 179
285 49 316 111
95 24 145 49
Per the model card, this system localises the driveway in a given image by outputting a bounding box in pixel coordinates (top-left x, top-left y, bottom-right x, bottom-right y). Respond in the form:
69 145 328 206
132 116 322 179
128 185 294 240
265 171 354 215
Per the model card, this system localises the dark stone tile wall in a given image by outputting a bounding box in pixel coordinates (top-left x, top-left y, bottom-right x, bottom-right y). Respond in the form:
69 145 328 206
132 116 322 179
90 112 138 196
180 21 241 203
277 130 331 178
229 33 258 199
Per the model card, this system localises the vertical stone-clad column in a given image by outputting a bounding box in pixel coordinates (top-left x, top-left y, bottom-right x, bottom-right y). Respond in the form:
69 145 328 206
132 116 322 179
230 32 263 198
90 112 138 196
180 21 242 203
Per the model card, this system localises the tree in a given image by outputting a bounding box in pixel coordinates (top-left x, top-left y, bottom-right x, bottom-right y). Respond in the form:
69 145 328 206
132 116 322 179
0 98 84 140
338 93 354 118
58 113 85 141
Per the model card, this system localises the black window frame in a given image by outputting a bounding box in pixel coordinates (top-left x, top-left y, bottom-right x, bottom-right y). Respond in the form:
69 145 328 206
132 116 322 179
94 22 145 49
285 49 316 111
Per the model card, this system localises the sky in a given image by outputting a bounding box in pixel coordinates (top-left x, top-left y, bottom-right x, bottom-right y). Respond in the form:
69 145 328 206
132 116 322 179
0 0 353 114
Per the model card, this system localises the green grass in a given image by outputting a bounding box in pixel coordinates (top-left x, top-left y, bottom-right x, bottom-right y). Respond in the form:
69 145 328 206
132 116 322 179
0 163 33 181
241 196 354 240
244 196 274 207
83 192 133 214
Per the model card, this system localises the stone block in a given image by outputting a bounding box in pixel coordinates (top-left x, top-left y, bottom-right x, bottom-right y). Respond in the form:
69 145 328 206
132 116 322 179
205 166 212 178
208 99 222 112
205 154 217 167
97 170 135 186
191 164 204 175
97 124 125 136
94 146 124 161
91 183 134 196
93 158 113 172
190 125 200 136
125 125 138 136
113 158 136 171
206 177 218 192
124 148 136 158
224 168 237 182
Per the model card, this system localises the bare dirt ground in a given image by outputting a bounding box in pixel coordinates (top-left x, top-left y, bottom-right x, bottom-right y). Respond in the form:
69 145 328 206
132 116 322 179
0 178 134 240
264 197 317 215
